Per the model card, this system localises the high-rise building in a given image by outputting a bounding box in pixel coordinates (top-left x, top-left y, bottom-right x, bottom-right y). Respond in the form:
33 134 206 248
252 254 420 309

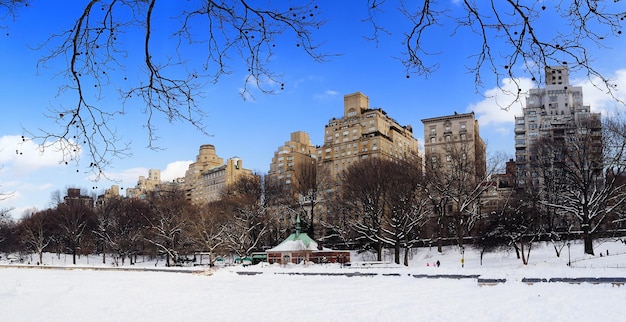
421 111 486 178
184 144 253 204
316 92 420 179
267 131 317 190
514 65 601 186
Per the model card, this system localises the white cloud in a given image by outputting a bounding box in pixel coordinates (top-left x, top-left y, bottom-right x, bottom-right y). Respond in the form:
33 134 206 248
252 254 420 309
573 69 626 115
162 160 192 182
468 77 535 126
495 127 510 136
469 69 626 125
98 167 150 187
0 135 79 175
97 161 191 188
314 90 340 100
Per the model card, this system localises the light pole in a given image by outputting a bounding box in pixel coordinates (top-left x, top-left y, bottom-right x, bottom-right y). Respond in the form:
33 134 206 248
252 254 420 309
567 242 571 267
461 246 465 268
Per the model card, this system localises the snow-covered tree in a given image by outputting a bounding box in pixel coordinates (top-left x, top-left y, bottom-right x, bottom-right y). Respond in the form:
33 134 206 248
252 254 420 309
54 198 96 265
188 200 229 266
530 115 626 255
18 210 53 265
339 158 392 261
144 188 193 267
221 174 272 258
383 161 428 266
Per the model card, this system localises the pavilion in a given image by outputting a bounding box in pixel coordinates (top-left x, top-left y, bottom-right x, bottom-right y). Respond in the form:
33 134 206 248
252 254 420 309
266 216 350 265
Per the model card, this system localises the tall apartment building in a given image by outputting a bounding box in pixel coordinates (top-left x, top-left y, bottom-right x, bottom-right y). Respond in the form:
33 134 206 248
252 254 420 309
126 169 163 199
184 144 253 204
514 65 601 186
316 92 421 179
421 111 486 178
267 131 317 190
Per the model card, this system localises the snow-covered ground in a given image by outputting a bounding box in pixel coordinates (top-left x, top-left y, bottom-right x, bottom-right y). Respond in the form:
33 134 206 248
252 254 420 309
1 239 626 322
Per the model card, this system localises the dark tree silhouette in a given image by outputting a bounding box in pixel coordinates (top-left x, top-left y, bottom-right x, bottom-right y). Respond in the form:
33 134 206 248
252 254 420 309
54 198 96 265
17 210 54 264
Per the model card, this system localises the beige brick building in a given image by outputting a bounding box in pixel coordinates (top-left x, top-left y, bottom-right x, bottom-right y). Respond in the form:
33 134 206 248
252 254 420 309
184 144 253 204
316 92 421 179
126 169 163 199
421 112 486 178
267 131 317 190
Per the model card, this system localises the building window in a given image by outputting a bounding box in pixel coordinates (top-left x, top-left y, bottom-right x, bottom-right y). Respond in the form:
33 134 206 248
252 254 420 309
430 137 436 144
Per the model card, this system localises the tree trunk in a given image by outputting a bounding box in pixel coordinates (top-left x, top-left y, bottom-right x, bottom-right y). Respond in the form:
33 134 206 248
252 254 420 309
308 203 315 239
582 224 594 255
394 241 400 264
403 247 409 266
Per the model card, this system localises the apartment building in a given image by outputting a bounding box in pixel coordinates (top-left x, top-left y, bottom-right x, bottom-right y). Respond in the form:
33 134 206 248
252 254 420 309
267 131 317 190
421 111 486 178
184 144 253 204
126 169 163 199
316 92 421 179
514 65 601 187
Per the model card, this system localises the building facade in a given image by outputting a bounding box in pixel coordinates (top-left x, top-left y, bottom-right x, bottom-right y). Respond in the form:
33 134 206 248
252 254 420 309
514 65 601 187
126 169 163 199
316 92 421 179
267 131 317 190
184 144 253 204
421 111 486 178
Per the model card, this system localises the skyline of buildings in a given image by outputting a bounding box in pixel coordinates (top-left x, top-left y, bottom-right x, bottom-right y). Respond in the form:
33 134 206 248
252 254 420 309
105 67 599 209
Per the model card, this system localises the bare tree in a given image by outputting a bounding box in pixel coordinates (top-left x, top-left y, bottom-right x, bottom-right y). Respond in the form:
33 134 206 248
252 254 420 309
0 208 16 254
365 0 625 106
144 188 192 267
423 139 494 249
3 1 624 171
188 200 229 266
2 0 324 173
109 197 151 265
17 210 53 265
92 195 123 264
54 197 96 264
478 190 542 265
383 160 427 266
221 174 272 258
289 159 331 239
530 114 626 255
339 158 394 261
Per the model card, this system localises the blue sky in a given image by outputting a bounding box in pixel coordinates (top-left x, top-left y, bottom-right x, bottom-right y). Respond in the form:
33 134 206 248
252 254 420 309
1 1 626 219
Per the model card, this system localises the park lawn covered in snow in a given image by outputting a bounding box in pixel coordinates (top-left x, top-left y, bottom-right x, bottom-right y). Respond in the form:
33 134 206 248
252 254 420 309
1 239 626 322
